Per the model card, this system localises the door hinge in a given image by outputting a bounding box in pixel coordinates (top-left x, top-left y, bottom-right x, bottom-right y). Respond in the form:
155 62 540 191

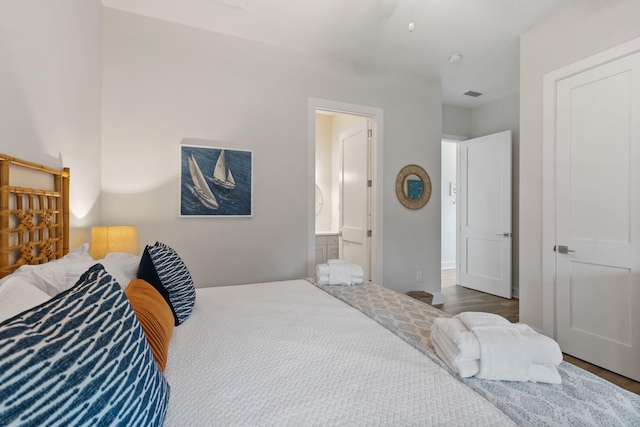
367 230 372 237
553 245 556 252
368 129 372 138
367 180 372 187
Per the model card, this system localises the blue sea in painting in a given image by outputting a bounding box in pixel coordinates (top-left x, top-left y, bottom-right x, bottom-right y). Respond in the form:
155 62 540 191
180 146 252 216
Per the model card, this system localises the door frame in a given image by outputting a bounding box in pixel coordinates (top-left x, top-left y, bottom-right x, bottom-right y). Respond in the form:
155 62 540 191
542 36 640 338
307 98 384 283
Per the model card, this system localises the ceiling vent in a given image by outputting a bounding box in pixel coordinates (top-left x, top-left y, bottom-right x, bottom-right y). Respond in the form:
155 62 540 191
464 91 483 98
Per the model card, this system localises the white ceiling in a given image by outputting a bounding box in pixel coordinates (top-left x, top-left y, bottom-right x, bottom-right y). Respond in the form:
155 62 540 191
101 0 582 108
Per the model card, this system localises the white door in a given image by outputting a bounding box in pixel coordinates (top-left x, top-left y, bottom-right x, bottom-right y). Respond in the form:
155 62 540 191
459 131 512 298
340 121 371 280
554 52 640 381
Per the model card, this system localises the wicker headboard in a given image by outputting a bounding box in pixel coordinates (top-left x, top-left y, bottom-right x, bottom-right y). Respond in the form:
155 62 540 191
0 154 70 278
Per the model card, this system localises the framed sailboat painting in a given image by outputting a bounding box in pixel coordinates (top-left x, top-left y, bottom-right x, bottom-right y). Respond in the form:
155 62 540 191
179 143 253 217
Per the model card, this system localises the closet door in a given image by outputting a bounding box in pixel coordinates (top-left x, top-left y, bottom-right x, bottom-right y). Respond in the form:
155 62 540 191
554 52 640 381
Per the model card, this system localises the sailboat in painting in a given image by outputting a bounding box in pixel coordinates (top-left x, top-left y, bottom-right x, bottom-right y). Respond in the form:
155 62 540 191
212 150 236 189
188 154 219 209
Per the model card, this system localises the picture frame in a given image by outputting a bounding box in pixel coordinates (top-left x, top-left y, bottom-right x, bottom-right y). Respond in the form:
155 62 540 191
179 144 253 217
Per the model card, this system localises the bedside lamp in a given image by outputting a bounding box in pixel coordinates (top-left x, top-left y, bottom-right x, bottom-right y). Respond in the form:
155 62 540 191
90 226 139 259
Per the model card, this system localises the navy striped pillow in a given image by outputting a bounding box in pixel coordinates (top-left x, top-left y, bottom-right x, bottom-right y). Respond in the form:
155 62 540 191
138 243 196 326
0 264 170 426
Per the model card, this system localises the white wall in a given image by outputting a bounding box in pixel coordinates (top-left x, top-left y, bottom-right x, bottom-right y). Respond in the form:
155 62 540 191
469 92 520 297
0 0 103 248
442 105 471 137
315 114 332 232
102 9 443 294
441 142 457 268
519 0 640 329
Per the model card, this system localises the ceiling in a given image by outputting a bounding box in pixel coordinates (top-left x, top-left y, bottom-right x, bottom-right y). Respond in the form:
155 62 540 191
101 0 582 108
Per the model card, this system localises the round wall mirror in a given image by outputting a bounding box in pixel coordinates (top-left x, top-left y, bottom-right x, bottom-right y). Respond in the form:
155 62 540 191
395 164 431 210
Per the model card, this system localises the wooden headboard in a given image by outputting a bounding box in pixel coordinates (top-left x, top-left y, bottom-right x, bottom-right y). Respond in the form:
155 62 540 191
0 154 70 278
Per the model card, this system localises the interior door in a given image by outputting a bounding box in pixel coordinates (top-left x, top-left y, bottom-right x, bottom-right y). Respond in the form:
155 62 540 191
555 52 640 381
340 121 371 280
459 131 512 298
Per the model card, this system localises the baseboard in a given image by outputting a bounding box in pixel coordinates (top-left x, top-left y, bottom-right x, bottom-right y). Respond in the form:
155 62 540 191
441 261 456 269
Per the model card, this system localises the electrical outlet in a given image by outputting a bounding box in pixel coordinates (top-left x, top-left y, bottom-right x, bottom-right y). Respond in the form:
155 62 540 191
416 271 423 282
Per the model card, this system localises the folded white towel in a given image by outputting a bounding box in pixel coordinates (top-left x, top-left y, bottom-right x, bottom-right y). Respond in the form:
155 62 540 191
459 312 513 331
316 262 365 286
350 264 364 279
433 317 480 360
454 313 562 366
474 327 532 382
316 274 364 285
316 264 329 277
431 329 480 377
529 364 562 384
329 262 351 285
514 324 563 366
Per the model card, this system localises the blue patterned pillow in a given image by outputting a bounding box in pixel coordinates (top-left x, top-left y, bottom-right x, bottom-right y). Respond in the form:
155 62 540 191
138 243 196 325
0 264 170 426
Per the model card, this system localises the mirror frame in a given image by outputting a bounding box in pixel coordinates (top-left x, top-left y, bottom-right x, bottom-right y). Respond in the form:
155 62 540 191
395 164 432 210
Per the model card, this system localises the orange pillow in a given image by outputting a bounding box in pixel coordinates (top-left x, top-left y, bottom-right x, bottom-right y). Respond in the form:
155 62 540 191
125 279 175 371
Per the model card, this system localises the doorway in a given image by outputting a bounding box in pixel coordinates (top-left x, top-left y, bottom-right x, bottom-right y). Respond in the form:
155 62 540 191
441 132 513 299
307 98 384 283
441 139 459 288
314 111 370 279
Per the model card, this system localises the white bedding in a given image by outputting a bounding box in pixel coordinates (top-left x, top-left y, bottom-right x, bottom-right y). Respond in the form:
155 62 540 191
164 280 515 426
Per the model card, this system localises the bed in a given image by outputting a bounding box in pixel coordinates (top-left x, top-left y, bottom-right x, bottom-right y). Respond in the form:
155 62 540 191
0 154 639 426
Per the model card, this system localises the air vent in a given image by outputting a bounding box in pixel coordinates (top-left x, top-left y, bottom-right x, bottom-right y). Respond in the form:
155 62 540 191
464 91 483 98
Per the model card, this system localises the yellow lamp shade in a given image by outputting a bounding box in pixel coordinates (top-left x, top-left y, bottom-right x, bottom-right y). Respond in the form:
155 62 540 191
90 226 139 259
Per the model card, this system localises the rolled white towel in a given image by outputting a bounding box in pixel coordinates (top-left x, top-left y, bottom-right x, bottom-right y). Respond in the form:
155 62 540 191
327 259 347 265
433 317 480 360
316 275 329 285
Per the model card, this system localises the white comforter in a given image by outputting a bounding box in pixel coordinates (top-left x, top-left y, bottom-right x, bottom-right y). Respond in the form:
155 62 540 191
164 280 514 426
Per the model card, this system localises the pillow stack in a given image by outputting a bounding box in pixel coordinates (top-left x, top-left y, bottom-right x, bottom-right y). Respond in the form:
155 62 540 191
137 242 196 326
0 264 170 426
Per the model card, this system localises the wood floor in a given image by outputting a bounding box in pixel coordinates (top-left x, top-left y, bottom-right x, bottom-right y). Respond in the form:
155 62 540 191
431 269 640 395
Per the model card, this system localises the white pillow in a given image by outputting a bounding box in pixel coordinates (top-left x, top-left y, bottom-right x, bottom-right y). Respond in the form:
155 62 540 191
99 253 141 290
7 250 141 297
12 252 96 297
0 276 51 323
